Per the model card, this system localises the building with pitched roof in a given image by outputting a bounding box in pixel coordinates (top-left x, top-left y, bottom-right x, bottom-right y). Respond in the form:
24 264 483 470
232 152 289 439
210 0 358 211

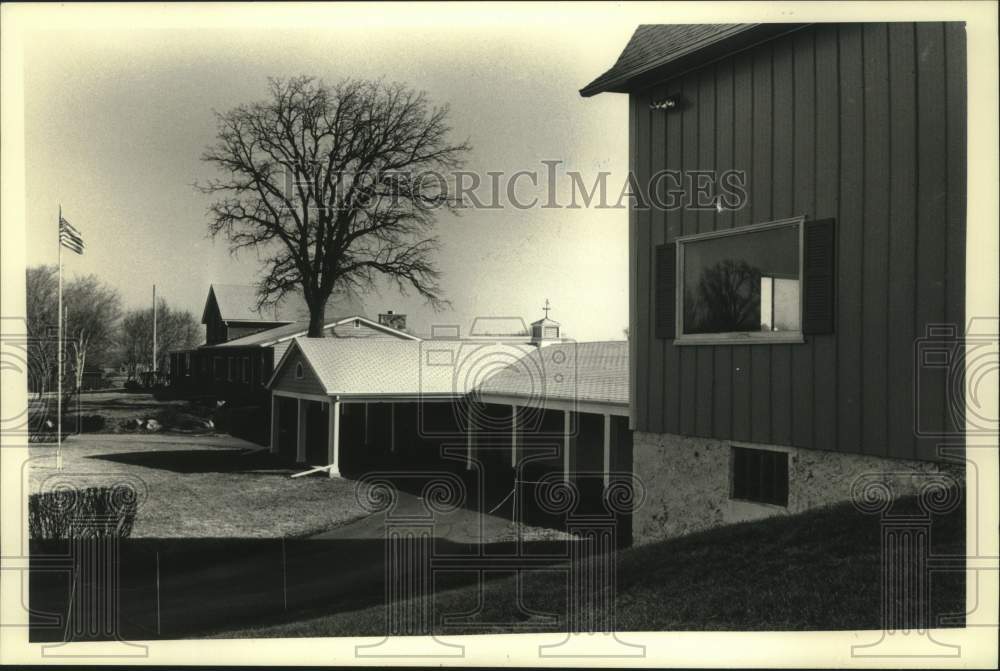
583 22 966 542
169 286 416 419
265 313 633 540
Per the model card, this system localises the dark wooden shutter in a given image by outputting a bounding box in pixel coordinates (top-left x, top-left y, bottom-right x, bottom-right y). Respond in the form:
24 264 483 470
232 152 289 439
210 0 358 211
655 243 677 339
802 218 836 335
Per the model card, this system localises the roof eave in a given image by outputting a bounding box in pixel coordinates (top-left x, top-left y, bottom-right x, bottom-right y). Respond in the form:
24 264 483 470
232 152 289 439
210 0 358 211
580 23 810 97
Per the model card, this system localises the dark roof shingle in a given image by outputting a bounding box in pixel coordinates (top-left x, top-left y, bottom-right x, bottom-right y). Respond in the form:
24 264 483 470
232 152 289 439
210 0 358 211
580 23 755 96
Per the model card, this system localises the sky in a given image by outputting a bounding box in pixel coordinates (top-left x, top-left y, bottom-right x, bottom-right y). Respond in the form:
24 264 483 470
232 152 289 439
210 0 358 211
22 4 641 341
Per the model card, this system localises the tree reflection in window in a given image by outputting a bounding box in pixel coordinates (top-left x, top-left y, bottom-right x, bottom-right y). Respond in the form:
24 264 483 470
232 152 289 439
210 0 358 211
684 259 762 333
680 223 800 336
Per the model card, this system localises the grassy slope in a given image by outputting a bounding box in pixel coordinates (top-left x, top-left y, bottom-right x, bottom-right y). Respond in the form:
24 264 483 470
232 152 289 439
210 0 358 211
218 492 966 637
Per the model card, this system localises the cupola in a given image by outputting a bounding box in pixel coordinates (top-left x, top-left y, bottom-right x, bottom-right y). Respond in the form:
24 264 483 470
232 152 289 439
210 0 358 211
530 299 561 347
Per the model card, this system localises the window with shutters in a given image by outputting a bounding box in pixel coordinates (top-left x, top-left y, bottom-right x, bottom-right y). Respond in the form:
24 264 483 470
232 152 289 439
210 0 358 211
731 445 789 507
674 217 806 344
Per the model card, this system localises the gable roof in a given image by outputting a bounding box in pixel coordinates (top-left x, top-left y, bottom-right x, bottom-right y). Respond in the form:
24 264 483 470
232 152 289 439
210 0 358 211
269 337 629 407
269 339 458 397
210 315 419 349
580 23 806 96
201 284 367 324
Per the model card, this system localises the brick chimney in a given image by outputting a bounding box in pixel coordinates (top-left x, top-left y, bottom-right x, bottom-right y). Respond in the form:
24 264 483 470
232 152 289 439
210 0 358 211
378 310 407 332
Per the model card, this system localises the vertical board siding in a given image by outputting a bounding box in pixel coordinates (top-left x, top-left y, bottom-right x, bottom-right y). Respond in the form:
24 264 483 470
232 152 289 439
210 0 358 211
663 78 684 436
770 37 795 447
861 23 891 457
943 23 968 441
696 66 717 437
750 44 773 445
648 82 668 436
631 23 965 463
837 24 866 458
791 29 817 449
812 24 840 454
712 59 735 440
887 23 919 459
678 74 700 436
914 23 950 461
628 95 639 429
731 55 754 443
636 89 652 432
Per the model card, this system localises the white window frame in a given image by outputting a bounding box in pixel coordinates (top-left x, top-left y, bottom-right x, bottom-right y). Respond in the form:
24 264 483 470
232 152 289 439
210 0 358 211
675 216 806 346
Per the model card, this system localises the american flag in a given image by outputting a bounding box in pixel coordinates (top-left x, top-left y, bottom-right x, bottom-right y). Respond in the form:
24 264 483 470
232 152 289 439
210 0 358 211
59 216 85 255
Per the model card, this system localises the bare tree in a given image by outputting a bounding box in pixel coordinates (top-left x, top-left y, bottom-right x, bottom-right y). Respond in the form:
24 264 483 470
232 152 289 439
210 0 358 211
199 76 470 336
119 299 201 381
685 259 761 334
63 275 122 394
25 265 58 396
26 266 122 400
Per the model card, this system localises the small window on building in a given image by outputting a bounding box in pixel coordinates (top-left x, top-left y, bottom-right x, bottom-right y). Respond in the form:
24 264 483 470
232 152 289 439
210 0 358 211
213 357 223 380
260 352 268 386
228 357 235 381
295 362 304 379
731 446 789 507
242 357 250 383
354 319 361 328
184 353 191 377
676 217 803 342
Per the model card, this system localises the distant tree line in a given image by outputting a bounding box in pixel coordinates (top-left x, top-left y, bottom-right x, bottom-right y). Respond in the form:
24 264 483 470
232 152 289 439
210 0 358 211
25 265 201 400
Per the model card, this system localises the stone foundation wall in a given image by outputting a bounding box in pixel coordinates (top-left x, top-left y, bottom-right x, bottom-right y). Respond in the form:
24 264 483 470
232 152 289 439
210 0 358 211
632 431 963 544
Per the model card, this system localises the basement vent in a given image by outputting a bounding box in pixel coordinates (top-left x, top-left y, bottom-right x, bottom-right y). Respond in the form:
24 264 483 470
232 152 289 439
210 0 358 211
731 446 789 507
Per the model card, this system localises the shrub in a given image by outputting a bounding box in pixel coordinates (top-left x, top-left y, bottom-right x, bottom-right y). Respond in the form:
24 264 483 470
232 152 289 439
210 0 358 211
28 486 139 539
74 414 107 433
123 380 142 392
152 407 210 431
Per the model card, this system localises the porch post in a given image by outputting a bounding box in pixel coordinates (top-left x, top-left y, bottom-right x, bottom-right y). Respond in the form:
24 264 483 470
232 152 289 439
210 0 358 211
270 394 279 454
389 403 396 453
363 402 369 445
465 410 475 470
296 398 306 463
510 405 518 468
563 410 574 484
603 413 612 488
328 398 341 478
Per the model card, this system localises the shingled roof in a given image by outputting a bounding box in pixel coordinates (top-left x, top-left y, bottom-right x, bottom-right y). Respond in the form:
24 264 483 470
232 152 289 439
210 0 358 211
279 339 491 397
477 341 628 407
272 338 629 408
580 23 806 96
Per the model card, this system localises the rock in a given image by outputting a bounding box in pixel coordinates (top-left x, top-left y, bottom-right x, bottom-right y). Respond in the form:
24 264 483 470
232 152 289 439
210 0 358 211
144 419 162 432
204 419 214 429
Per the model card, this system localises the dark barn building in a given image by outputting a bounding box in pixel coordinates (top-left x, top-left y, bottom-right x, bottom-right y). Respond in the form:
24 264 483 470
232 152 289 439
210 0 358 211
583 23 966 541
169 285 416 442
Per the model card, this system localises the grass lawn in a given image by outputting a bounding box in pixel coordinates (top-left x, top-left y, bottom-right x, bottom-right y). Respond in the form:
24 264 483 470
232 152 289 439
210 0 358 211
28 434 370 538
219 491 965 636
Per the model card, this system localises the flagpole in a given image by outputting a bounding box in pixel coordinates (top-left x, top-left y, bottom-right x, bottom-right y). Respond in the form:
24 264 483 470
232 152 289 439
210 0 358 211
152 285 157 381
57 205 63 470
